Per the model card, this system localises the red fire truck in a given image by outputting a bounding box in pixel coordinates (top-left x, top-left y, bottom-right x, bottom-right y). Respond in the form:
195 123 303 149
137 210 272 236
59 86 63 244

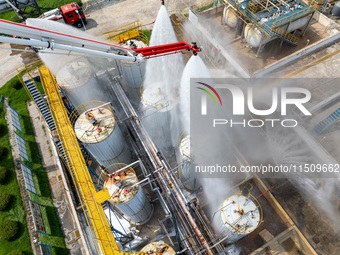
38 2 86 28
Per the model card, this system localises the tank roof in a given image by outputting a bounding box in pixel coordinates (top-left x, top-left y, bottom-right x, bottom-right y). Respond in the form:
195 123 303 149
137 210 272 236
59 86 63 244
220 194 262 233
74 107 116 144
56 61 92 89
103 166 138 204
140 242 175 255
180 135 190 159
141 83 178 112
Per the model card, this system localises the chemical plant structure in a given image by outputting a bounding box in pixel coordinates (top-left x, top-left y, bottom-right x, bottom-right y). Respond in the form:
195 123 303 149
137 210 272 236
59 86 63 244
0 0 339 254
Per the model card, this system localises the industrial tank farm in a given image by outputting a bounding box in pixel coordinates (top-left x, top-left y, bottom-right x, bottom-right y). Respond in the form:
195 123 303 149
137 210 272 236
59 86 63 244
1 0 339 254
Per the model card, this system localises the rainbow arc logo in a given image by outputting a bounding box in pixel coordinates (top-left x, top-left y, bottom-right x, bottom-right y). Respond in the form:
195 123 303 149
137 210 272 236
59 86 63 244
196 82 222 115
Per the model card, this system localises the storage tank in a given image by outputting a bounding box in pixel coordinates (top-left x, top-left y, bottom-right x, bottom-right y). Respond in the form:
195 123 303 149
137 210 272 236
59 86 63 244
331 1 340 17
56 58 106 108
223 6 239 28
244 15 309 48
103 164 152 224
212 193 263 244
72 101 130 169
140 241 175 255
119 40 147 105
179 135 199 191
141 83 178 152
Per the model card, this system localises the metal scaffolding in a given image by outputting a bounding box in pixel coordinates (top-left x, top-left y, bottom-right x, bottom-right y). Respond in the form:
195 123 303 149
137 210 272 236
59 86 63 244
224 0 317 45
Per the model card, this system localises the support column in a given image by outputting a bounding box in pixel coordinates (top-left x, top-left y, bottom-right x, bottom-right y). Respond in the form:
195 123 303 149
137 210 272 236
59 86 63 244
302 13 314 36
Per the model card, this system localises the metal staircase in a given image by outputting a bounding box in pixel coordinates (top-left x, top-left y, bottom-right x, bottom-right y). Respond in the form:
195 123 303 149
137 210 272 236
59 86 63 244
55 140 67 162
23 78 56 131
273 27 299 46
313 108 340 135
39 65 138 255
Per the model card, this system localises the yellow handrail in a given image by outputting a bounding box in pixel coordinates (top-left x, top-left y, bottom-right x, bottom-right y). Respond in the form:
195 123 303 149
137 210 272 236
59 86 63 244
103 21 149 45
39 66 122 255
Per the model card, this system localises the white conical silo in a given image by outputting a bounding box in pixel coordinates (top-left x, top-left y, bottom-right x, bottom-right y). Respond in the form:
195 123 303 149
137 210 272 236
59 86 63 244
141 83 178 152
212 193 263 244
179 135 199 191
103 164 152 224
223 6 240 28
56 58 107 108
140 241 175 255
72 101 130 169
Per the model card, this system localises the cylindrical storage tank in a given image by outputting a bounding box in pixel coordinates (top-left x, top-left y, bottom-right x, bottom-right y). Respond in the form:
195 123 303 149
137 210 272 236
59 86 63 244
72 101 130 169
179 135 199 191
104 164 152 224
140 241 175 255
244 16 309 48
223 6 239 28
332 1 340 17
119 40 147 105
56 58 107 108
244 24 272 48
120 40 147 89
120 60 146 89
212 193 263 244
141 83 178 153
286 16 309 32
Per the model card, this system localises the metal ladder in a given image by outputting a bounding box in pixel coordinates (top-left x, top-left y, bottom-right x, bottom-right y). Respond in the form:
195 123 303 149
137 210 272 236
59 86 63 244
55 140 67 163
23 78 56 131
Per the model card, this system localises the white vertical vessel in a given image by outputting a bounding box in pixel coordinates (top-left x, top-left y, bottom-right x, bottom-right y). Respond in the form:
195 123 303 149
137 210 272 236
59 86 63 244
212 193 262 243
179 135 199 191
141 83 178 152
56 58 107 107
72 101 130 169
104 164 152 224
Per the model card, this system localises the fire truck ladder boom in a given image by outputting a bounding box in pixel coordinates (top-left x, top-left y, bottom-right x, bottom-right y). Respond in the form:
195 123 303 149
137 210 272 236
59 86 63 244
0 19 201 61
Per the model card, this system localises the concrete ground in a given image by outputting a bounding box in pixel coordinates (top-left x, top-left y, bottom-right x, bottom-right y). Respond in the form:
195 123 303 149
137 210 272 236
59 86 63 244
27 102 86 255
82 0 204 35
263 178 340 255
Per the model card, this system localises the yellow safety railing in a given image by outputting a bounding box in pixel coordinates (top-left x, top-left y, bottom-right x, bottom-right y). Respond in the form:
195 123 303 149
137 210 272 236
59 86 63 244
273 26 299 45
103 21 149 45
39 66 122 255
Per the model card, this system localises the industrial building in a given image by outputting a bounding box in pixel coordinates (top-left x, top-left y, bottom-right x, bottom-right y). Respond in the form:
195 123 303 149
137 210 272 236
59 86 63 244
0 0 339 254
